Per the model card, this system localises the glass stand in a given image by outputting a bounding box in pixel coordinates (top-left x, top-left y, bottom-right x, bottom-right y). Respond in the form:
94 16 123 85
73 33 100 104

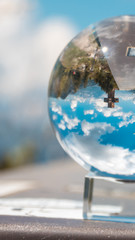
83 174 135 223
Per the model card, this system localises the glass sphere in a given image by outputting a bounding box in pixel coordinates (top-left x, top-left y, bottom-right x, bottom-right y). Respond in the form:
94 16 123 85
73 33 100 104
48 16 135 180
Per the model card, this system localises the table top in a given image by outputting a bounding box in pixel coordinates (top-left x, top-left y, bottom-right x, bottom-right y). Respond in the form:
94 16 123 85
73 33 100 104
0 159 135 239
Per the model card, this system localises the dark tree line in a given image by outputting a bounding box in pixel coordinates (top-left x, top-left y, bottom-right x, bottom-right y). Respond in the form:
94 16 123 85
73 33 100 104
49 39 118 99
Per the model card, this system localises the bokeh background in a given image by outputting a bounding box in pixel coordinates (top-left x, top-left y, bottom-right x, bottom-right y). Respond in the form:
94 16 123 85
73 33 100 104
0 0 135 168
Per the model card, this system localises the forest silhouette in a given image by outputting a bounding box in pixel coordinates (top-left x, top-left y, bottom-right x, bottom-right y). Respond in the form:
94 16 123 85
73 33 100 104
49 35 119 99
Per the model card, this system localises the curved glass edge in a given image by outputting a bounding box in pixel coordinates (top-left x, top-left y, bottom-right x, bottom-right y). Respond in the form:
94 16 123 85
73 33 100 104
48 15 135 179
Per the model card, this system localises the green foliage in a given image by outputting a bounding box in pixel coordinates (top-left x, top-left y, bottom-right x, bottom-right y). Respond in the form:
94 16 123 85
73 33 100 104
62 42 87 68
49 43 119 99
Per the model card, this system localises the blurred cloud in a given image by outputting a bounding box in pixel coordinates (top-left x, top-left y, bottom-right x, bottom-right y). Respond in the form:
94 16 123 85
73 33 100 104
0 0 30 18
0 0 77 161
0 0 77 98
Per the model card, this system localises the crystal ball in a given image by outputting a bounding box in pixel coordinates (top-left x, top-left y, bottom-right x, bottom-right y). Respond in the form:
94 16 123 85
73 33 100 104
48 16 135 180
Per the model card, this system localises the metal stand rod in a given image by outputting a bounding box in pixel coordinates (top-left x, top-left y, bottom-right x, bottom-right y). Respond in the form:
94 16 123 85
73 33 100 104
83 176 94 219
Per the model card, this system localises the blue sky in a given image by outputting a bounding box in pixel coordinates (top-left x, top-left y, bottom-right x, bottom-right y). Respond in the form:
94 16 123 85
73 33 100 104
36 0 135 31
49 84 135 151
49 84 135 176
1 0 135 165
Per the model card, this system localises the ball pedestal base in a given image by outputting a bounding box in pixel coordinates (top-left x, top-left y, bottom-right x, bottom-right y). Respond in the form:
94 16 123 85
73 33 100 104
83 174 135 223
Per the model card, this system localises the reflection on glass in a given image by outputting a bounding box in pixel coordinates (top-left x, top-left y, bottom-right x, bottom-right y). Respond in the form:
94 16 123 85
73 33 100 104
48 16 135 180
126 47 135 57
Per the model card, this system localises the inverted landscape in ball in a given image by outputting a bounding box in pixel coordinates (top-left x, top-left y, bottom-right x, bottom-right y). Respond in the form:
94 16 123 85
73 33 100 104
48 15 135 180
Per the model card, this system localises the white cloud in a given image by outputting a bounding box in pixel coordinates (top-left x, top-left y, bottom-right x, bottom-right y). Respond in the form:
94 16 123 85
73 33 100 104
84 109 94 115
0 0 30 15
117 92 135 102
81 120 115 136
52 115 57 121
71 100 77 111
58 120 66 130
63 114 80 130
119 115 135 128
90 96 106 108
89 94 135 129
112 111 124 117
0 0 77 99
67 95 86 103
51 101 62 115
90 96 122 117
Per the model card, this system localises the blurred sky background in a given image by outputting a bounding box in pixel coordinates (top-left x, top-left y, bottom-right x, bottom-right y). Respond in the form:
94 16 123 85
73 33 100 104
0 0 135 168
